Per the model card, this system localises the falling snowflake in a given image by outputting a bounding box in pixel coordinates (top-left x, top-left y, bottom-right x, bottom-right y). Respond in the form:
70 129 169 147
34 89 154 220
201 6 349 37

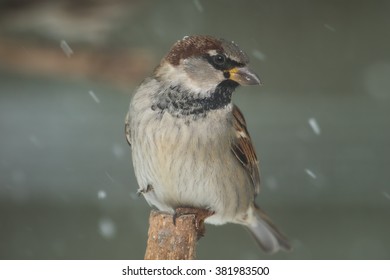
60 40 73 57
88 90 100 104
305 169 317 179
97 190 107 200
308 118 321 135
98 217 117 239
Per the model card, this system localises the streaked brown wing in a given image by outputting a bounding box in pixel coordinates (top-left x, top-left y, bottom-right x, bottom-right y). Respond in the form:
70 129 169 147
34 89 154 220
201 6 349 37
125 112 132 147
231 105 260 195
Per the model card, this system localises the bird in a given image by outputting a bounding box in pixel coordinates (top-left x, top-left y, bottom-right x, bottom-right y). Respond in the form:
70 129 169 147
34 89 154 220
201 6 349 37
125 35 291 253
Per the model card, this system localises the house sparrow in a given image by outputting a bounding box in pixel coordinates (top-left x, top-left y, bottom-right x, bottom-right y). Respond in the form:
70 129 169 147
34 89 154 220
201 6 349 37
125 35 291 253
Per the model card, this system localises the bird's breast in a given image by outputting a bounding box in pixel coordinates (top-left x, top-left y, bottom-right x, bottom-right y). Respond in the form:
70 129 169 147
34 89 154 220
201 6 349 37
131 105 253 223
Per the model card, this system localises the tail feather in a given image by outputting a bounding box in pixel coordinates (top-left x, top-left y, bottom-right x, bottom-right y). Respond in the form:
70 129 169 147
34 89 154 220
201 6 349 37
246 206 291 253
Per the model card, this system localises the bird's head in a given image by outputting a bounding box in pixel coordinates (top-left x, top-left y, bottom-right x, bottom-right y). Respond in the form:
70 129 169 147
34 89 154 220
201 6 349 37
155 35 261 97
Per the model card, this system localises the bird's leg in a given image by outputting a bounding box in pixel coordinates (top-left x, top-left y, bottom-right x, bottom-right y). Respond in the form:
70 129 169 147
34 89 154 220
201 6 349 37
173 207 215 239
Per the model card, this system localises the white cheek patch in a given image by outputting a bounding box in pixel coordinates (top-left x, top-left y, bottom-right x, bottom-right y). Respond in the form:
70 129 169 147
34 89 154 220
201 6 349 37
159 63 188 85
157 58 226 97
182 59 225 94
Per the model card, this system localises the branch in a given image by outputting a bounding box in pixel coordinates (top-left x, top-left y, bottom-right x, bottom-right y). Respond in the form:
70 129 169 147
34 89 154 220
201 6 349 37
144 209 213 260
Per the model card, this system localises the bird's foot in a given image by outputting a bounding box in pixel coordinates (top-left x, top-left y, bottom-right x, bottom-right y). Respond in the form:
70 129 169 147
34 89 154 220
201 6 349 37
173 207 215 239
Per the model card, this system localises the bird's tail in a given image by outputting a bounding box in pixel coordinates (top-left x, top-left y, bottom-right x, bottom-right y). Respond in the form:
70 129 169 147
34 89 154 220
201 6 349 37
246 205 291 253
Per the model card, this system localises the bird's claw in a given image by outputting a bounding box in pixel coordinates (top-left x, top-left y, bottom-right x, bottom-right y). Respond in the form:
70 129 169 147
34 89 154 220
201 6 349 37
173 207 215 238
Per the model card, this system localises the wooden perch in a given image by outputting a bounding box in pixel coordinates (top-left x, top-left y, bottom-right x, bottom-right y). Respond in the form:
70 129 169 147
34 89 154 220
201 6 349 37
144 209 214 260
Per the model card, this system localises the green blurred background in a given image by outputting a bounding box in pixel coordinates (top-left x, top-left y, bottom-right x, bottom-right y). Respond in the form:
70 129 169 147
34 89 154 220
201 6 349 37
0 0 389 259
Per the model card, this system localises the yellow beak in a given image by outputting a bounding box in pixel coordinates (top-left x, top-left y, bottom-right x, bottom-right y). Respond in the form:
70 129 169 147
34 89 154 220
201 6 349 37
229 67 261 86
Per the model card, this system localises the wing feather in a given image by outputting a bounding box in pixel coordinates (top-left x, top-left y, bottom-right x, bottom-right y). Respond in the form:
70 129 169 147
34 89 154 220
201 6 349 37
231 105 260 195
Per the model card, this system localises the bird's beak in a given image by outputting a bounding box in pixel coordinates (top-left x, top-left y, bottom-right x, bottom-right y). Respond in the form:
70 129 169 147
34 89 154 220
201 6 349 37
229 66 261 86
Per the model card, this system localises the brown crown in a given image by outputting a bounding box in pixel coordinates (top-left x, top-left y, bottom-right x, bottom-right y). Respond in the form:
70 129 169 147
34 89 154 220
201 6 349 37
165 35 223 65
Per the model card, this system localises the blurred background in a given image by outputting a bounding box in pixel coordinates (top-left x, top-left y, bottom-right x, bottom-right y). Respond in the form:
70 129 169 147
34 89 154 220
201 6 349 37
0 0 389 260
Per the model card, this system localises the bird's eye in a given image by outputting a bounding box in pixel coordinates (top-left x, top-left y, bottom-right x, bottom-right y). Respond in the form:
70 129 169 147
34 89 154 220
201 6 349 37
213 54 226 66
